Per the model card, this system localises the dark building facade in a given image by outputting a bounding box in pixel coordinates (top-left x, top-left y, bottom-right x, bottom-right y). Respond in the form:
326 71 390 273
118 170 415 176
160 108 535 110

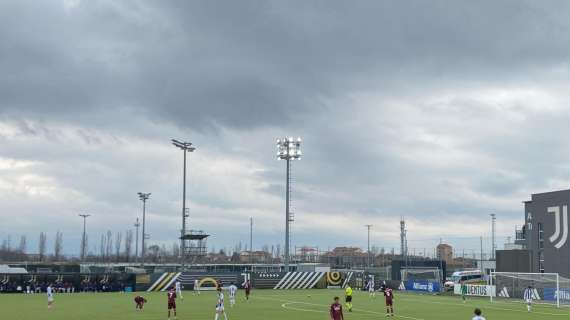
496 249 531 273
521 189 570 278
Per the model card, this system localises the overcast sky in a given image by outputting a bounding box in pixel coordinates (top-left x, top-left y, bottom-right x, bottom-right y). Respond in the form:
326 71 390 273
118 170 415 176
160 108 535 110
2 0 570 257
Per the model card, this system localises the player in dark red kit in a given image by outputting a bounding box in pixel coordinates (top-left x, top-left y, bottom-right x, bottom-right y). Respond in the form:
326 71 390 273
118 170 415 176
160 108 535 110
244 280 252 301
330 296 344 320
384 287 394 317
134 295 147 310
167 287 177 320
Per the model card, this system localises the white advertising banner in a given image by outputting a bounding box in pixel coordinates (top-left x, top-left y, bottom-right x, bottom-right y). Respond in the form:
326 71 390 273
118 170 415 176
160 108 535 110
454 284 496 297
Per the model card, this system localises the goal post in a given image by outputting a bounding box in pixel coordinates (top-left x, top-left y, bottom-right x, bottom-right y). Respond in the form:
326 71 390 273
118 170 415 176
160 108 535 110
490 272 570 308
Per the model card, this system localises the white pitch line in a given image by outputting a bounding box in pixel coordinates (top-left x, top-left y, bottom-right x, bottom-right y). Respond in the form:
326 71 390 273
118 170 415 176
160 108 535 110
260 296 424 320
281 302 384 319
397 295 570 317
354 307 424 320
281 302 325 313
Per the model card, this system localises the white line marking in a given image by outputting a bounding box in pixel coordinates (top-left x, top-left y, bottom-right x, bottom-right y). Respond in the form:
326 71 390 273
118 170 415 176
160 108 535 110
261 296 424 320
397 295 570 317
281 302 325 313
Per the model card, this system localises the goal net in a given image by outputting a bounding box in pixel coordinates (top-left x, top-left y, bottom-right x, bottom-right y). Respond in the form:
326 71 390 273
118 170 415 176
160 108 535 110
490 272 570 308
401 268 442 283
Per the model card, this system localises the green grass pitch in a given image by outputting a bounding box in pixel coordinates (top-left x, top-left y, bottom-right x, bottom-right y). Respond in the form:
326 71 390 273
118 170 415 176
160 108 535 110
1 289 569 319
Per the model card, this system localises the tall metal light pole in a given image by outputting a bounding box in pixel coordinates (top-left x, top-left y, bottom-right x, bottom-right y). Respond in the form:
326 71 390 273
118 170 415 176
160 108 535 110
172 139 196 270
480 235 484 271
276 137 302 272
490 214 496 260
79 214 90 261
365 224 373 268
138 192 151 266
134 218 140 263
250 217 254 267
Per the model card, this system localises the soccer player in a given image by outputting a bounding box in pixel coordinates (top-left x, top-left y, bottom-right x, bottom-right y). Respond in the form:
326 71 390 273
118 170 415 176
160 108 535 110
194 279 200 295
46 284 54 309
228 282 238 307
244 279 252 301
330 296 344 320
175 280 183 300
367 277 375 298
472 308 486 320
167 287 177 320
461 281 467 303
384 286 394 317
215 287 228 320
345 285 353 312
524 286 533 312
134 295 147 310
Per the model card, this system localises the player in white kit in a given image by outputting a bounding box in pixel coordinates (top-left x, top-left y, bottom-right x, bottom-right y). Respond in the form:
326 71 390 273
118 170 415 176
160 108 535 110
472 308 485 320
228 283 238 307
47 284 54 309
366 276 375 298
523 286 533 312
215 287 228 320
194 279 200 295
175 280 183 300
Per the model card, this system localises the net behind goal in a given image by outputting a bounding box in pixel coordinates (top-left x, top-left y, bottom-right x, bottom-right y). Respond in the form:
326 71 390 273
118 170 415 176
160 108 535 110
401 268 442 283
490 272 570 308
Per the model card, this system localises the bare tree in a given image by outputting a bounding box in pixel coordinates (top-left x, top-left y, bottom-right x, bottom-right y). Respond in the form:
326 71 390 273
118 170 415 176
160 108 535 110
160 244 168 262
100 234 106 260
54 231 63 261
1 238 8 252
39 232 47 261
171 242 180 258
124 230 133 262
18 235 27 254
115 232 123 261
148 245 160 263
105 230 113 261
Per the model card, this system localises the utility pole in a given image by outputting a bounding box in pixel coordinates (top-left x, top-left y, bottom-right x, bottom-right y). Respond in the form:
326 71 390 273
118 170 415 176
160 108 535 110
138 192 151 267
250 217 253 267
79 214 90 261
480 236 484 273
365 224 372 269
134 218 140 263
172 139 196 271
490 214 496 260
400 218 407 266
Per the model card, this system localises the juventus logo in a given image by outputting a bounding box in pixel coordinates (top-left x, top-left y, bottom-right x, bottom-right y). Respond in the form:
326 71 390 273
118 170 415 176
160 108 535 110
241 273 251 285
548 206 568 249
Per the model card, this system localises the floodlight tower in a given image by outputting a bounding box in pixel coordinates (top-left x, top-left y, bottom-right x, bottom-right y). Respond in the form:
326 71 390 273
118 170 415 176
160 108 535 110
365 224 373 268
79 214 90 261
276 137 302 272
138 192 151 266
172 139 196 270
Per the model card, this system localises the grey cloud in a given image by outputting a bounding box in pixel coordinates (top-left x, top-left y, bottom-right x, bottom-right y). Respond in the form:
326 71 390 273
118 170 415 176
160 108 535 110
3 1 570 254
3 1 570 131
